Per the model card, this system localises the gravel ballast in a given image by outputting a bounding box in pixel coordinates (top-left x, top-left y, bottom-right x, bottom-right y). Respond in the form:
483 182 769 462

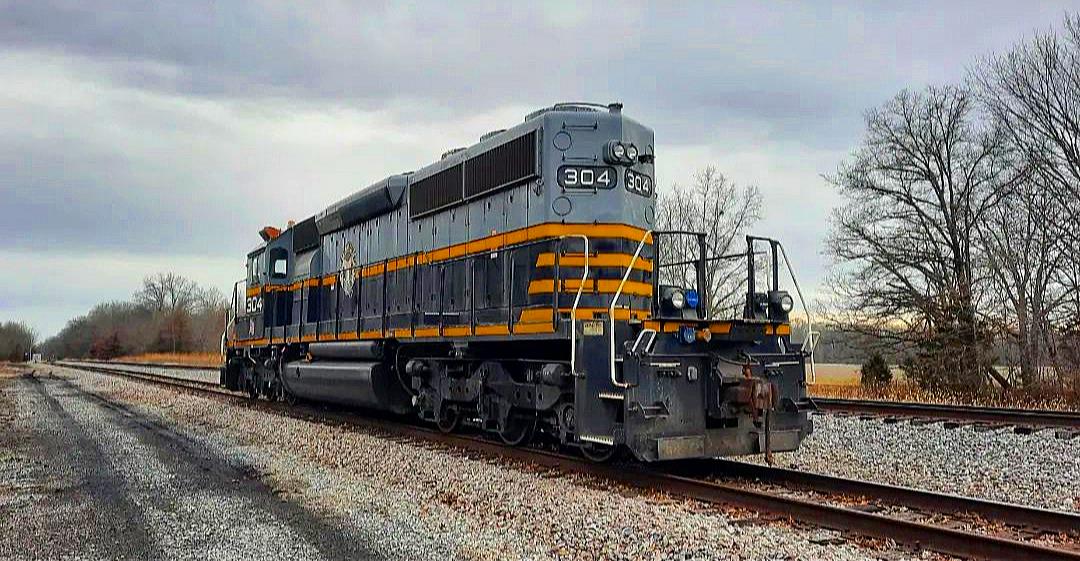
748 412 1080 513
0 365 937 561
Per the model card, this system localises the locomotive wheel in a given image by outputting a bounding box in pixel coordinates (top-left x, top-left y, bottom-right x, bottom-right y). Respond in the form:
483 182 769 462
498 414 536 446
436 405 460 433
580 442 617 463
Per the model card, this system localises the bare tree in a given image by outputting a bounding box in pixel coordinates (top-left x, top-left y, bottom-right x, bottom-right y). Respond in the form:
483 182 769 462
134 272 197 313
826 85 1019 390
978 178 1068 388
0 321 38 361
192 285 227 314
974 15 1080 225
133 272 199 353
974 13 1080 387
655 166 762 316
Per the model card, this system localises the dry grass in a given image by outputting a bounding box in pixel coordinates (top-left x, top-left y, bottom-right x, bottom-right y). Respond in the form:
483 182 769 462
810 380 1080 411
114 352 223 367
810 363 863 386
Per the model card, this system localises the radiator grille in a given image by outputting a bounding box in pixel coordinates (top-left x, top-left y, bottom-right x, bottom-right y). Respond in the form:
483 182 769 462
409 163 463 218
408 130 538 219
464 131 537 198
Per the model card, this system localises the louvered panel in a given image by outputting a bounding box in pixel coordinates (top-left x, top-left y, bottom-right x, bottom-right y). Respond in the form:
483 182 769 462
409 163 463 219
464 131 537 199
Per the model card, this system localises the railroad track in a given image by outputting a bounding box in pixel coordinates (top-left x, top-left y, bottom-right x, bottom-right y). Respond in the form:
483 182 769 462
814 397 1080 432
49 360 1080 561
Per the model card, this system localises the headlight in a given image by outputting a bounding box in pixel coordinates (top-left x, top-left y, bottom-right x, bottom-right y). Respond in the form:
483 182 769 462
612 142 626 160
669 290 686 309
780 293 795 313
626 144 639 161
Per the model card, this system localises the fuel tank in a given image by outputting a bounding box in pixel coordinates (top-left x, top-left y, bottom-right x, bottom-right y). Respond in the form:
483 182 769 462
281 360 412 414
307 341 385 360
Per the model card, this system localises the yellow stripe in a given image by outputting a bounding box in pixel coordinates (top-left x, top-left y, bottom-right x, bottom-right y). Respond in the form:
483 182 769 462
260 223 652 291
473 324 510 336
710 322 734 334
639 320 786 336
517 307 651 323
512 323 556 334
228 337 269 347
527 279 653 297
535 253 653 272
229 321 787 346
350 223 649 280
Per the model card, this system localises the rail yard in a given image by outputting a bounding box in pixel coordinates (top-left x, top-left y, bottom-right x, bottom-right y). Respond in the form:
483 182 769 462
1 360 1075 561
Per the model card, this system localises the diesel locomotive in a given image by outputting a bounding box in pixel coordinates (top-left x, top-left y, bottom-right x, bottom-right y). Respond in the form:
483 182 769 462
222 102 815 462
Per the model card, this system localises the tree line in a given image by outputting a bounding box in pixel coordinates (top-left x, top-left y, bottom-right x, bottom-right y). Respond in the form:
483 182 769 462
42 272 227 359
827 14 1080 394
0 321 38 362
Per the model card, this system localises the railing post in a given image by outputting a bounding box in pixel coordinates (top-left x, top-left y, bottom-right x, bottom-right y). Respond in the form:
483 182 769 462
469 257 476 334
771 240 781 293
438 264 445 335
746 236 755 318
697 233 708 318
381 259 388 337
507 249 515 333
411 254 418 336
652 234 661 318
553 240 561 330
269 288 275 345
610 230 650 388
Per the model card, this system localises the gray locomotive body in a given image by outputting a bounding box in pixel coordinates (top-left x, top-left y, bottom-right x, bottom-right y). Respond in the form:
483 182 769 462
224 103 814 462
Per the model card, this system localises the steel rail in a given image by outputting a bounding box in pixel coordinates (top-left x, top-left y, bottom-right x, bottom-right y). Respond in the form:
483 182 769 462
689 459 1080 534
50 361 1080 561
814 397 1080 429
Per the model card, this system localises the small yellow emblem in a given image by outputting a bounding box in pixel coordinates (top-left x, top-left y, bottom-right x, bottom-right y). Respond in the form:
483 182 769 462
582 320 604 336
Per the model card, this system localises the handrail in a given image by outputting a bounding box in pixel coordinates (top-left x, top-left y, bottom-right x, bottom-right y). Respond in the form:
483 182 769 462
559 234 590 376
630 328 657 355
610 229 651 389
776 243 818 384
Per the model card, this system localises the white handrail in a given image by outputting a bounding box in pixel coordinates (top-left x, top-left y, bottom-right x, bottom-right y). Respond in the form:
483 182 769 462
560 235 590 376
609 230 651 389
776 244 818 384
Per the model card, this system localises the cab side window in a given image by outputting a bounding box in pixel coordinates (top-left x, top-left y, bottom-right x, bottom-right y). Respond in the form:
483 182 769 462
270 248 288 279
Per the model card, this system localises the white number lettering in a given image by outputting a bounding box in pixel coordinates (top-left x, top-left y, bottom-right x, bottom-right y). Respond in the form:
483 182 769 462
564 168 577 185
580 169 594 186
597 169 610 185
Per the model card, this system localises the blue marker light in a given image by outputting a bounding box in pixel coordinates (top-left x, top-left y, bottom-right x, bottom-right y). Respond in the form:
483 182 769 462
685 289 700 309
678 325 697 345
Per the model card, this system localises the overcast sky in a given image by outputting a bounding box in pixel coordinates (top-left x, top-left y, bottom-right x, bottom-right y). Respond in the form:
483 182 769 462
3 1 1077 337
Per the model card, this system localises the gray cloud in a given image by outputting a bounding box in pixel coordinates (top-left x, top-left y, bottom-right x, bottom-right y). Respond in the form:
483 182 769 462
3 0 1078 336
